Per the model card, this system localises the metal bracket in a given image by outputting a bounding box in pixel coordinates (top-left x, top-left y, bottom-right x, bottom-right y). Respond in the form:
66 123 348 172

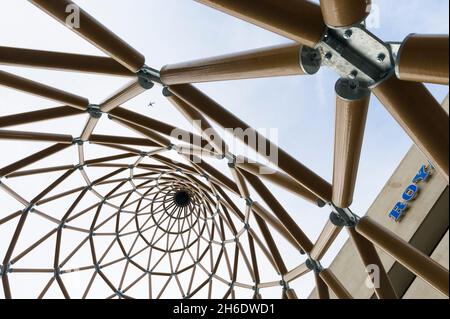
316 25 395 87
329 204 359 227
306 258 323 273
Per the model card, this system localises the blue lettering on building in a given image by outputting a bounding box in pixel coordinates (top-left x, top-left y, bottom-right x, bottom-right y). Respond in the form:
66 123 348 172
389 163 434 222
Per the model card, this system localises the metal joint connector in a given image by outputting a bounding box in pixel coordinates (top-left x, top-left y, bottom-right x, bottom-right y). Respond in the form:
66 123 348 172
317 25 395 87
280 280 290 290
23 204 35 214
54 267 62 277
162 87 172 97
329 204 359 227
138 65 161 87
0 264 11 276
74 163 85 170
306 258 323 273
72 137 84 146
225 152 237 165
87 104 102 119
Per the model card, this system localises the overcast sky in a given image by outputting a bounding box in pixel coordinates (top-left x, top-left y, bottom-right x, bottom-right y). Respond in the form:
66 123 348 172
0 0 448 299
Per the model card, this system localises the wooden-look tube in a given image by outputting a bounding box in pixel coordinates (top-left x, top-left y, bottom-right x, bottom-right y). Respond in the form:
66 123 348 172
347 227 397 299
333 79 370 208
319 268 352 299
89 134 159 147
396 34 449 85
161 44 321 85
188 156 240 195
168 84 332 203
253 213 288 275
356 216 449 297
284 289 298 299
6 165 75 179
80 116 101 142
100 77 153 113
310 220 342 260
235 156 318 204
108 106 207 149
0 70 89 110
195 0 326 47
372 75 449 183
0 46 133 76
164 90 228 155
0 130 73 144
0 143 71 177
284 262 309 282
108 116 170 147
229 167 250 199
0 106 84 129
242 170 314 253
252 201 301 251
314 272 330 299
29 0 145 72
320 0 371 28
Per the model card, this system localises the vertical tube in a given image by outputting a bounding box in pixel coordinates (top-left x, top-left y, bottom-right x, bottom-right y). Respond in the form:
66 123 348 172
333 79 370 208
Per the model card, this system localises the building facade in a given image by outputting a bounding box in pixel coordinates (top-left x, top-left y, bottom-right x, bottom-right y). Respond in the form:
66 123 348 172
310 96 449 299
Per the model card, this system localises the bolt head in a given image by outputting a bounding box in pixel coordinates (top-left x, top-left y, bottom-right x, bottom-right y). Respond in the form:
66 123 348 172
377 53 386 63
349 70 359 79
344 30 353 39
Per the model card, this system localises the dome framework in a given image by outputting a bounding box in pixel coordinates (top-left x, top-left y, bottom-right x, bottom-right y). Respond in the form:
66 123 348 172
0 0 448 299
